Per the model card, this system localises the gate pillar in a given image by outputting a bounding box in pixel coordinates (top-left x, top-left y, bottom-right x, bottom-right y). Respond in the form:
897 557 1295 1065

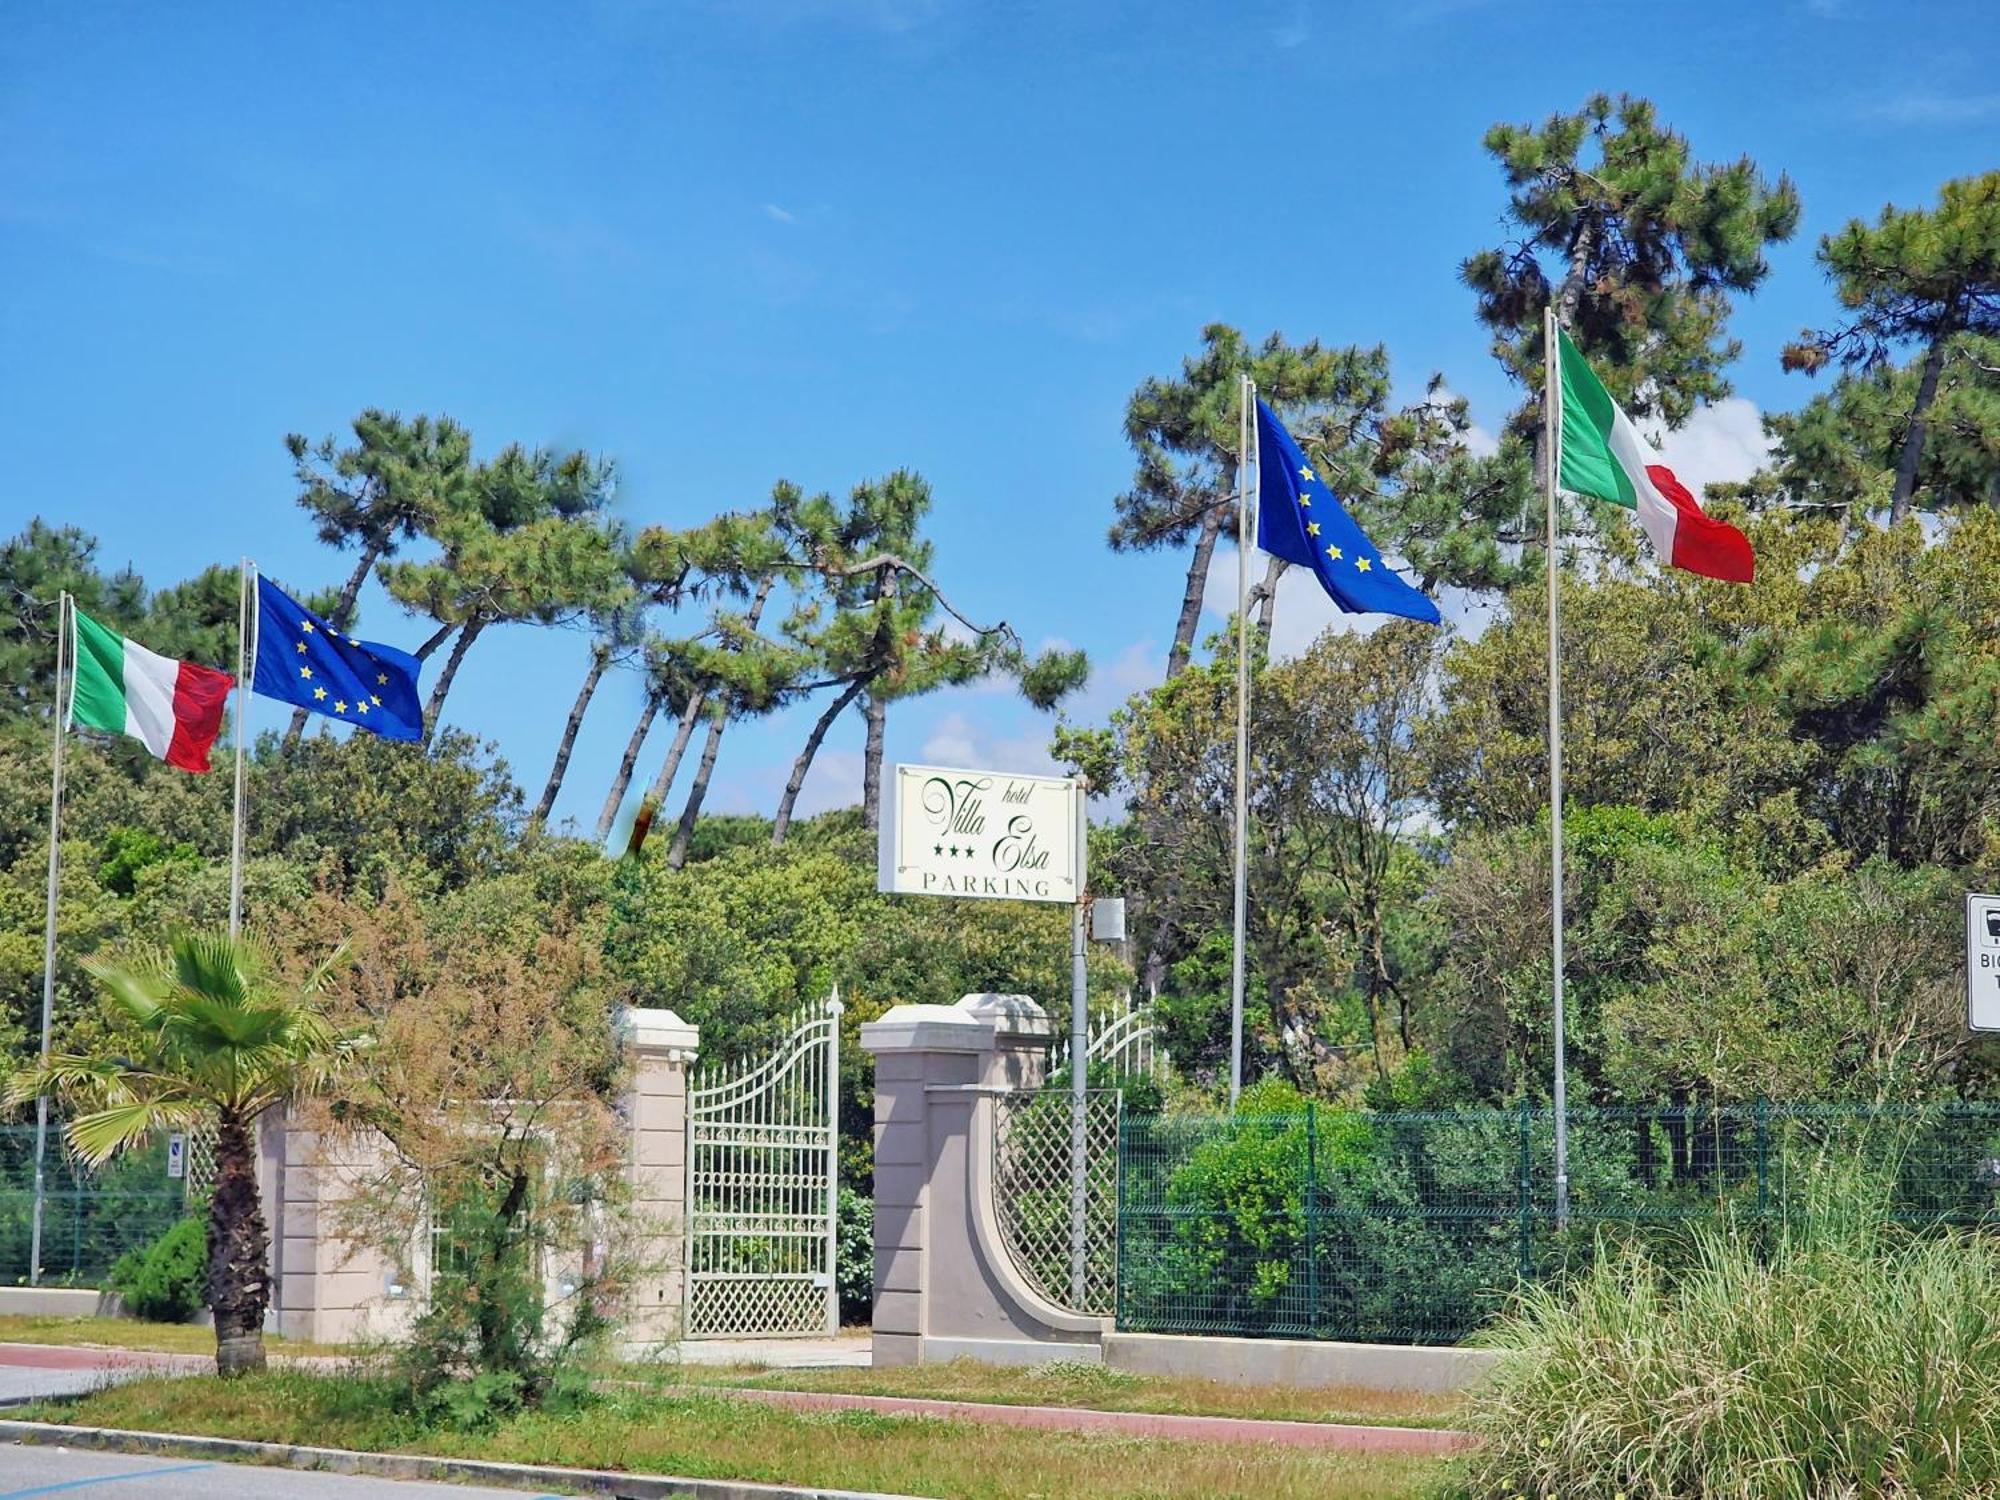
862 993 1108 1369
624 1006 698 1349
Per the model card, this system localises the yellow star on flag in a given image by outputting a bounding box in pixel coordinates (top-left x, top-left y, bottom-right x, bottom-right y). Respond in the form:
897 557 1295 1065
1306 521 1321 536
333 700 347 714
355 699 370 714
295 641 307 654
299 666 312 680
313 687 327 701
1299 495 1310 507
376 673 388 686
1356 556 1373 572
1299 466 1315 482
301 621 314 634
370 694 381 706
1326 544 1343 561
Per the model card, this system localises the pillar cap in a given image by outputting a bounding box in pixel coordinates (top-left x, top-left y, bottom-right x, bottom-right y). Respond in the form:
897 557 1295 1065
623 1006 699 1056
956 992 1054 1042
861 1003 994 1055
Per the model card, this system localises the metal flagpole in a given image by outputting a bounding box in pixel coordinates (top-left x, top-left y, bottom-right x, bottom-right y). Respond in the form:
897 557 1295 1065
1228 375 1255 1111
1543 305 1570 1226
228 559 255 939
29 592 72 1286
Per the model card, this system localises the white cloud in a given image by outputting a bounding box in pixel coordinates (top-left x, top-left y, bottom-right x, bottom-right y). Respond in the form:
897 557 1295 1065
762 202 796 224
1866 92 2000 126
1652 397 1773 499
1074 637 1164 718
920 711 1060 776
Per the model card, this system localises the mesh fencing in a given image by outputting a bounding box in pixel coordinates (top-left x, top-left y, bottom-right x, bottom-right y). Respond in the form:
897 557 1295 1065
1117 1102 2000 1345
0 1125 191 1287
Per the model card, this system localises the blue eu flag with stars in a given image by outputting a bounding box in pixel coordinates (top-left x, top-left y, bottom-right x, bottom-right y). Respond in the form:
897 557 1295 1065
250 576 424 741
1254 398 1440 624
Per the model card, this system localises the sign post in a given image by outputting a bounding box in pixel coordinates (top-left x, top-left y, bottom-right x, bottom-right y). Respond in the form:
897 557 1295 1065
881 763 1091 1303
1968 892 2000 1033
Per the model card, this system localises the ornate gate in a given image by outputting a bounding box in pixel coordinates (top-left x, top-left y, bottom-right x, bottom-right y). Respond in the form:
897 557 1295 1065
683 993 842 1338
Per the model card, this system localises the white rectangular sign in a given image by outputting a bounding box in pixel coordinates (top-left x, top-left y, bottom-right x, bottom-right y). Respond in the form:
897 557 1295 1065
1970 892 2000 1033
166 1132 186 1180
879 763 1083 904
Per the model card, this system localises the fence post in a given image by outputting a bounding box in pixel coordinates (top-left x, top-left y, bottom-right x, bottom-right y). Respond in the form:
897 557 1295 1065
1113 1093 1126 1330
1754 1097 1770 1223
1517 1098 1534 1283
1304 1103 1319 1338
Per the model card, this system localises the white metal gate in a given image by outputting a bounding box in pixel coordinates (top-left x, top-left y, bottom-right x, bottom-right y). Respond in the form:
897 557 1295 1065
683 992 841 1338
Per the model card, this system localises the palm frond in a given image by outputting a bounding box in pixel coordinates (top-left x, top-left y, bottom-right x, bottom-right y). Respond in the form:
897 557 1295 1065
66 1100 203 1167
82 958 168 1029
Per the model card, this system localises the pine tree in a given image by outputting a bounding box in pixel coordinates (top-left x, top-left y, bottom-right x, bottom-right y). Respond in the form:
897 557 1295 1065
378 444 621 742
281 412 472 746
1783 171 2000 524
1462 92 1800 429
1111 327 1383 678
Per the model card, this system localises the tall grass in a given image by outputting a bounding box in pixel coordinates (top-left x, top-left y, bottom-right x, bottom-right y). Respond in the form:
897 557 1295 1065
1458 1167 2000 1499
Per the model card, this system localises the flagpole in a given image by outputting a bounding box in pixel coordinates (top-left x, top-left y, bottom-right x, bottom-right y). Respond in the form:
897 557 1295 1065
1228 375 1255 1111
229 560 254 939
30 593 72 1287
1543 305 1570 1227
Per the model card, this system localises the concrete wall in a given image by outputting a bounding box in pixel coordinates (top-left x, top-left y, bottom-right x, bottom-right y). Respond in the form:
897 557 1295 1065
862 994 1504 1395
1104 1332 1500 1395
266 1006 698 1347
0 1286 119 1318
862 994 1108 1370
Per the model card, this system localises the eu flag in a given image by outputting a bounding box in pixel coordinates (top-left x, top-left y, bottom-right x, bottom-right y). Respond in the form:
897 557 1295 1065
250 576 424 741
1255 399 1440 624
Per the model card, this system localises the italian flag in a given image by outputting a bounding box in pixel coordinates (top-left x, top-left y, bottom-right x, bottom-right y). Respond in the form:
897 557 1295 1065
1556 326 1755 584
70 607 234 773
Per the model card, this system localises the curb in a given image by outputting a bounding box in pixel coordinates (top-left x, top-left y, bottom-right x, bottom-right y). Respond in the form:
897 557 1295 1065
715 1387 1479 1456
0 1420 932 1500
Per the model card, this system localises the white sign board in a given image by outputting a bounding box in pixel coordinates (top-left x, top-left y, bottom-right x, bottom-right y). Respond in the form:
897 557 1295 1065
1970 892 2000 1032
879 763 1083 904
166 1132 186 1180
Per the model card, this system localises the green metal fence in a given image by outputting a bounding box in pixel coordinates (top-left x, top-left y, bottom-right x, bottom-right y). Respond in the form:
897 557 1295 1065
0 1126 190 1287
1116 1102 2000 1345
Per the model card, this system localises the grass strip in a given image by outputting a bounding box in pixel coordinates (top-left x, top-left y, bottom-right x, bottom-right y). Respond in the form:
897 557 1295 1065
21 1369 1448 1500
690 1355 1464 1429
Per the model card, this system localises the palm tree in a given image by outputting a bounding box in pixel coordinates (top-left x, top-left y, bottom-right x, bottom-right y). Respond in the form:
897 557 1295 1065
6 931 363 1377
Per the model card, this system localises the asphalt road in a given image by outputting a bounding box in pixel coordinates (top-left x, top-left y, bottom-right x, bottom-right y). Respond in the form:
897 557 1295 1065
0 1446 559 1499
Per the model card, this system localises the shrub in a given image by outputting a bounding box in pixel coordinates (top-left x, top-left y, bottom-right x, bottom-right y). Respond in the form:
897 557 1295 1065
835 1187 873 1324
108 1215 207 1323
1458 1190 2000 1498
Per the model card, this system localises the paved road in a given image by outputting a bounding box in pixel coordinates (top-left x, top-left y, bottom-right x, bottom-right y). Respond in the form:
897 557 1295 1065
0 1446 558 1498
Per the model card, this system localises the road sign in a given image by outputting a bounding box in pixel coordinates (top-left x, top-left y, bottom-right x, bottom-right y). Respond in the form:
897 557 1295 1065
1969 892 2000 1033
166 1132 186 1180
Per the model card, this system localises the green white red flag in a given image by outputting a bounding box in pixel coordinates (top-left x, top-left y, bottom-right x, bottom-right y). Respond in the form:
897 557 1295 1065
69 607 234 772
1556 326 1755 584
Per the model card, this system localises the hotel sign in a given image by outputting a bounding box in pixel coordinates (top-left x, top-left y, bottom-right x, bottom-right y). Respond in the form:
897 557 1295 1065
879 763 1083 904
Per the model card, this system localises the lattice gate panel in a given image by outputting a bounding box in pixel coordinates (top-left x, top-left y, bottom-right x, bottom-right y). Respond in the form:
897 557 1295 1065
992 1088 1120 1316
684 993 841 1338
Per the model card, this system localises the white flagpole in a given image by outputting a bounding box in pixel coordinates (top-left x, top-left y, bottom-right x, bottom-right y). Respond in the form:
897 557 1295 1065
29 593 72 1286
1228 375 1255 1110
1543 305 1570 1226
229 560 255 939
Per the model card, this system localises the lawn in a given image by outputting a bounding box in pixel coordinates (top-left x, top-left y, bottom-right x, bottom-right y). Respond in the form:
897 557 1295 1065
0 1314 338 1358
695 1355 1464 1429
21 1370 1451 1500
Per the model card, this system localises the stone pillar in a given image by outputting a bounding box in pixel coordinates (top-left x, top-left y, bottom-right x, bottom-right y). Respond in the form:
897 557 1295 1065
861 992 1107 1369
623 1006 698 1350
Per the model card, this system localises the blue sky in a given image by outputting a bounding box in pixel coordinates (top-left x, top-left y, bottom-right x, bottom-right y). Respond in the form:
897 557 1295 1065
3 1 1995 835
